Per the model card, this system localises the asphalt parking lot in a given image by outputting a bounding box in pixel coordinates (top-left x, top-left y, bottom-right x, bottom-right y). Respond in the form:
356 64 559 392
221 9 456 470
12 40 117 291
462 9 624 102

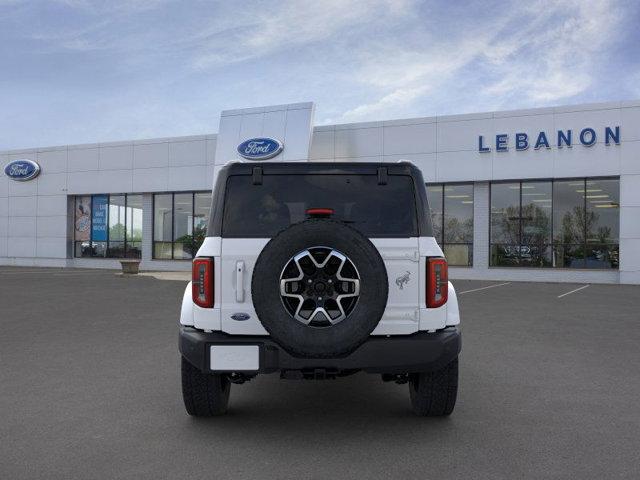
1 268 639 479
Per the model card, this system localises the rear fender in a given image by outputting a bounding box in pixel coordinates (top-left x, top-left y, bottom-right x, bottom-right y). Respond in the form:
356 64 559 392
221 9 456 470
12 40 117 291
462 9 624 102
446 281 460 326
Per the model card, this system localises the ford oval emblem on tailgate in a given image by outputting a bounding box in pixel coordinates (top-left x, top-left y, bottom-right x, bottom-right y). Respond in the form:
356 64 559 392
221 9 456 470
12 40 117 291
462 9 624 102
231 313 251 321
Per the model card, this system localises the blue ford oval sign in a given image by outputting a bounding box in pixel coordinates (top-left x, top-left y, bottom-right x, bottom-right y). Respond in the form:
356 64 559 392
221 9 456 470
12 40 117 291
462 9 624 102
237 137 283 160
231 312 251 321
4 159 41 181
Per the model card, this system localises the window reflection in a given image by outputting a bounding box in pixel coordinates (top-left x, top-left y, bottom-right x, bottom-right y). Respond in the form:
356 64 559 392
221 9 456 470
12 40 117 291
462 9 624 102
173 193 193 260
194 193 210 253
553 180 586 268
108 195 125 258
74 196 91 257
153 191 212 259
426 185 443 244
490 183 520 267
73 193 143 259
153 194 172 259
427 183 473 266
491 178 619 269
520 181 552 267
585 178 619 268
126 195 143 259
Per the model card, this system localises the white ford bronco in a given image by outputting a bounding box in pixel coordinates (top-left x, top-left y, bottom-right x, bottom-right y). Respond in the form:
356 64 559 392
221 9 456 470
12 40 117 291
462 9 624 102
179 161 461 416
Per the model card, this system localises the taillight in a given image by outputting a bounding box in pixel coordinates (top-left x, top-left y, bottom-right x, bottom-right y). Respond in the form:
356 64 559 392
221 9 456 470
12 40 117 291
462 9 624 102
192 258 214 308
426 257 448 308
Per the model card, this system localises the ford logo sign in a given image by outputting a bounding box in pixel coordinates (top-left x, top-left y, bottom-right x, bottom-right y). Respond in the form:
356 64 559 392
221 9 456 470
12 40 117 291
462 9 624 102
237 137 283 160
230 313 251 321
4 159 41 181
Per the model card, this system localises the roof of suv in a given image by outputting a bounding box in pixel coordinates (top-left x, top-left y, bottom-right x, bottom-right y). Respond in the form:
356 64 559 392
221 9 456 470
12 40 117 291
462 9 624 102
218 161 424 176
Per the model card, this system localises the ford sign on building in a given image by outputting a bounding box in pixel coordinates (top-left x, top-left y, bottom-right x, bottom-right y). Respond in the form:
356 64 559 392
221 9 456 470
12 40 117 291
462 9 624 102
237 137 283 160
1 100 640 285
4 159 40 181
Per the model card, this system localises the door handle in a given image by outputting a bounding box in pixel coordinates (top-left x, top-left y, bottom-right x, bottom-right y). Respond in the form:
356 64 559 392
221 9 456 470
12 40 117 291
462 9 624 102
236 261 245 302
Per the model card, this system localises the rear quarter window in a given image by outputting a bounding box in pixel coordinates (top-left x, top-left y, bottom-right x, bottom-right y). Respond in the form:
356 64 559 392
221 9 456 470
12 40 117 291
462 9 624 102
222 174 418 238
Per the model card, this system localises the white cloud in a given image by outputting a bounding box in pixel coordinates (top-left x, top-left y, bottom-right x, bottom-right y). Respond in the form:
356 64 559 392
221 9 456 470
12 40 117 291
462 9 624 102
0 0 634 149
334 0 625 122
337 36 493 121
481 0 621 105
339 85 429 121
190 0 413 69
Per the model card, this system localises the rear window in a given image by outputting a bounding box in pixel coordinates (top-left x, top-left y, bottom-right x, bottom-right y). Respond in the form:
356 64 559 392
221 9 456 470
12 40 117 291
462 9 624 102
222 174 418 237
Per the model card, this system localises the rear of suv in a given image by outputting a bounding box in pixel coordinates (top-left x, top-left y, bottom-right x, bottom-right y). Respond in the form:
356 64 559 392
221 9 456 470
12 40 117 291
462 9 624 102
179 161 461 416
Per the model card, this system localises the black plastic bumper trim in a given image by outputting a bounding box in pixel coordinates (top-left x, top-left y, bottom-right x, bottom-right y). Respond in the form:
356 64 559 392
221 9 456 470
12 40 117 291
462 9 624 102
179 327 461 375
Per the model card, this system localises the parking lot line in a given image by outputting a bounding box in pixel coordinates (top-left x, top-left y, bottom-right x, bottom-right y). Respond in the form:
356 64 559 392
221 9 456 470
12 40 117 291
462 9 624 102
458 282 511 295
557 284 590 298
0 270 114 276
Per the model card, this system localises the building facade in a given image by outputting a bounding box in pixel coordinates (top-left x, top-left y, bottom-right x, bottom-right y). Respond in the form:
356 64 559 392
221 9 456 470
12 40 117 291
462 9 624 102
1 100 639 284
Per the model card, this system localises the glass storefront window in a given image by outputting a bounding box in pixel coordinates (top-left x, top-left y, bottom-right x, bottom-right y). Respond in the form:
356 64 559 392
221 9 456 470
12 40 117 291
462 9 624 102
173 193 193 260
520 181 552 267
126 195 143 258
426 185 443 243
152 191 212 259
194 193 210 253
108 195 125 258
491 178 619 269
553 180 586 268
74 196 92 257
490 182 520 267
73 193 143 259
153 194 172 259
585 178 619 269
427 183 473 266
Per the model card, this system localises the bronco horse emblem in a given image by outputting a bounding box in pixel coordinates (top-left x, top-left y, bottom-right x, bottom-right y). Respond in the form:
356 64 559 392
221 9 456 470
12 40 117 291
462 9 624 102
395 271 411 290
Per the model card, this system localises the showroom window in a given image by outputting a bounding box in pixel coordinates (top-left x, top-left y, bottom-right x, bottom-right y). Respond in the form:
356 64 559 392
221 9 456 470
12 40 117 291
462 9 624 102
426 183 474 266
153 191 212 259
490 178 619 269
74 194 143 258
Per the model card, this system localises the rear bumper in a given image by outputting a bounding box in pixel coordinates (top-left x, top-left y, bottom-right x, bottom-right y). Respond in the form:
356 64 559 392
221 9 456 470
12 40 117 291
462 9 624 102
179 326 461 375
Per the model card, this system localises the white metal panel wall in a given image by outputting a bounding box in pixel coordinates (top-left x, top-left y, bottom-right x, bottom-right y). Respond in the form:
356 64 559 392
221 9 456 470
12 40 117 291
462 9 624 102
211 102 316 190
214 102 315 166
0 134 216 269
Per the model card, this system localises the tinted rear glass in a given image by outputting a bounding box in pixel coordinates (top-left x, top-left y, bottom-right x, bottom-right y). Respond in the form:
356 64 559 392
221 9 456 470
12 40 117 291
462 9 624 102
222 174 418 237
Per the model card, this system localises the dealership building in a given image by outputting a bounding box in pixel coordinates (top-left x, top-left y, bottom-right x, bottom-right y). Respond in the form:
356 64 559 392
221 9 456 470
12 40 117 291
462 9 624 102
1 100 639 284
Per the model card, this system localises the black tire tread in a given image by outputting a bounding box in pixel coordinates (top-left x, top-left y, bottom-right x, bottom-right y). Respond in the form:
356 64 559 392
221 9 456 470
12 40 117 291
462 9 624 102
409 357 458 416
181 357 231 416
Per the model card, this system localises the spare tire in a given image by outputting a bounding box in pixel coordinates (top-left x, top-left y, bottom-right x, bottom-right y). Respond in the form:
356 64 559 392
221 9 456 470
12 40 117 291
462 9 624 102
252 219 388 358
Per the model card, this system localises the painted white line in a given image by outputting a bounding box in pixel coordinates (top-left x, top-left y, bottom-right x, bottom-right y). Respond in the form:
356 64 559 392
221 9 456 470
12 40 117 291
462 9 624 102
458 282 511 295
0 271 65 275
557 284 590 298
51 272 114 276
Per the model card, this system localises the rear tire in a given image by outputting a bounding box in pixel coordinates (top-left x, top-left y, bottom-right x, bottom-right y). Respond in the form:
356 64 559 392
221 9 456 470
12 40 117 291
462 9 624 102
409 357 458 416
181 357 231 416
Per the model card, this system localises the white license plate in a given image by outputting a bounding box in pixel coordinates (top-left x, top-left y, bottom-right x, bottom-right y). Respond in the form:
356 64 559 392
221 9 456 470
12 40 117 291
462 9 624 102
210 345 259 371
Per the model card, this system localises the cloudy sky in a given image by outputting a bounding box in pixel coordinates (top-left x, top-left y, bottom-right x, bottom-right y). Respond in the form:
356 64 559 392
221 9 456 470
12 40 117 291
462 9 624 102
1 0 639 150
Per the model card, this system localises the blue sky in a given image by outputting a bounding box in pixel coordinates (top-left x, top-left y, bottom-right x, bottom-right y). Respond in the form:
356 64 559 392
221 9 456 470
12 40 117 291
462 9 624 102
1 0 639 150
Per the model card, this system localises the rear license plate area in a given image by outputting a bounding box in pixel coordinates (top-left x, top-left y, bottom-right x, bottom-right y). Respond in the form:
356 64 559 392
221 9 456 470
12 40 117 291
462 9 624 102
210 345 259 371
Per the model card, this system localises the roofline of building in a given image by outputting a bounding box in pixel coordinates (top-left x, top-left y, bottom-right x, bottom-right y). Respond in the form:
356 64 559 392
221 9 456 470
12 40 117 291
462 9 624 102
2 98 639 155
